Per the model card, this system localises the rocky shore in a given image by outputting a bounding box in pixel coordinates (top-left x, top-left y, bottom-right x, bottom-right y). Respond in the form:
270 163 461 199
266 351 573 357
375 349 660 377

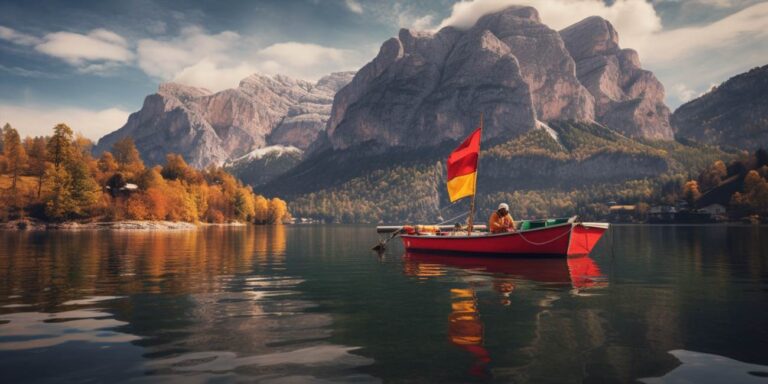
0 219 247 231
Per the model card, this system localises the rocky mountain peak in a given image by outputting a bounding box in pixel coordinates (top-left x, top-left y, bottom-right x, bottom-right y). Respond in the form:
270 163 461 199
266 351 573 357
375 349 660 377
560 16 673 139
321 4 600 152
560 16 620 59
158 82 212 101
96 71 354 168
476 5 541 27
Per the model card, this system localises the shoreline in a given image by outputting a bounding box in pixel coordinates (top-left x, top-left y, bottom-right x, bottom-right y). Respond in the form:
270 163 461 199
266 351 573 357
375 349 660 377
0 219 248 231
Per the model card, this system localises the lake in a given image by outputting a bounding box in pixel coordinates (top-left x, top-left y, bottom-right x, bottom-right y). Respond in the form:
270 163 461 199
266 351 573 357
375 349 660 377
1 225 767 383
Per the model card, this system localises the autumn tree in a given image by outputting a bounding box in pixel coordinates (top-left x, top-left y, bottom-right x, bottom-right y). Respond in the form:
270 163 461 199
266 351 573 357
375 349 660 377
254 195 269 223
268 198 289 224
2 124 27 193
682 180 701 207
111 137 144 176
699 160 727 191
47 123 73 168
162 154 193 181
125 194 149 220
743 170 768 212
66 160 101 217
97 151 119 174
72 134 93 160
44 166 73 220
137 167 165 190
25 136 47 197
234 187 255 222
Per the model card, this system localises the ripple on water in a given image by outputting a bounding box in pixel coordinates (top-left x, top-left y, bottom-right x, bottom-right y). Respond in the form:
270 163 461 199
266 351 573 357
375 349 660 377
0 309 140 351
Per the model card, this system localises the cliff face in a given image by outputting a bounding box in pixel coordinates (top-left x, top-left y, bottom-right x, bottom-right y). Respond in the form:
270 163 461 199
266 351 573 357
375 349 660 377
95 72 354 168
319 6 672 153
672 65 768 150
560 16 673 140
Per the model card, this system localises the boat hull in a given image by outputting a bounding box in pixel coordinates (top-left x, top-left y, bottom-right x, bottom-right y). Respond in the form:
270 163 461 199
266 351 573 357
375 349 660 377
399 222 608 257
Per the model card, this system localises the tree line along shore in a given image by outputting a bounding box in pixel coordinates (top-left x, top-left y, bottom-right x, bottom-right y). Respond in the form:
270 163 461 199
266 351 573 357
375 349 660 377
0 123 290 227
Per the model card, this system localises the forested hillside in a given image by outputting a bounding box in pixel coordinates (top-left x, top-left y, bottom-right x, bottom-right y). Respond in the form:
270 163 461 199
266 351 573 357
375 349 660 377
267 122 729 223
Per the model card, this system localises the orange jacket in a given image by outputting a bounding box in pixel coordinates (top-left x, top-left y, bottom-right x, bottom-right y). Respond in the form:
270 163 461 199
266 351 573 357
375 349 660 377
488 211 515 233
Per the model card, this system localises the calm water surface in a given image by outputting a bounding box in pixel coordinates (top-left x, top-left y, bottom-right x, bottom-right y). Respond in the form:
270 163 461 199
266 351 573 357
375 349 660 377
0 225 767 383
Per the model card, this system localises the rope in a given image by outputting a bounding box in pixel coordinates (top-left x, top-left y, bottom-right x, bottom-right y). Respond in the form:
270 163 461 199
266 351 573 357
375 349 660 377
515 225 573 246
434 211 469 226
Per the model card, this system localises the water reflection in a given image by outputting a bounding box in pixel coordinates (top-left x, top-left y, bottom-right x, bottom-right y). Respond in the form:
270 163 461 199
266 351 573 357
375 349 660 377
0 226 374 383
449 288 491 378
403 252 607 379
1 225 767 383
404 253 607 290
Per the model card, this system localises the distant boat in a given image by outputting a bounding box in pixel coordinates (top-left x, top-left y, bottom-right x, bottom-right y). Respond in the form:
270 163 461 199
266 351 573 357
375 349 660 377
374 115 609 257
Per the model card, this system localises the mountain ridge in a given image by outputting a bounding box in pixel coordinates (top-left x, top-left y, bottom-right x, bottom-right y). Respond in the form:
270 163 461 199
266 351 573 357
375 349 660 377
94 71 355 168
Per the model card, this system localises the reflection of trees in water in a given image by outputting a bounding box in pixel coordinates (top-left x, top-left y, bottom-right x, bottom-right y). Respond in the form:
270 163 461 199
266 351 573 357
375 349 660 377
0 226 290 301
0 227 376 382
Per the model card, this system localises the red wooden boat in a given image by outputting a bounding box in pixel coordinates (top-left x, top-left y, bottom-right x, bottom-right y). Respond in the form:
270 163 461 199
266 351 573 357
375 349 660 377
394 218 608 257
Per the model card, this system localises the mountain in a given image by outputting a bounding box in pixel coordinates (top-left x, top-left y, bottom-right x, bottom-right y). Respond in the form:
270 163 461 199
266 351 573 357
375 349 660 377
94 72 355 168
255 6 692 222
313 6 671 155
560 17 673 140
672 65 768 150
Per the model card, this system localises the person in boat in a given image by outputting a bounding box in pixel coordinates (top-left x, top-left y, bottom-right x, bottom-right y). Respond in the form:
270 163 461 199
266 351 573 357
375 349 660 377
489 203 516 233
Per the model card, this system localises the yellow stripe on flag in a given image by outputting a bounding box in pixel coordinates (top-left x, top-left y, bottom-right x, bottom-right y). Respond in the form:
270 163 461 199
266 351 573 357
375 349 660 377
447 171 476 202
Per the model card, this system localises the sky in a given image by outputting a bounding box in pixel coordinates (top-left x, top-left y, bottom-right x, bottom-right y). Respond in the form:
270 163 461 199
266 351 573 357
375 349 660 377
0 0 766 140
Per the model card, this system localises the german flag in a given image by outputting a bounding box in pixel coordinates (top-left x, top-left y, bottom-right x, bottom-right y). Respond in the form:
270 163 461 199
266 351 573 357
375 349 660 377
446 127 481 202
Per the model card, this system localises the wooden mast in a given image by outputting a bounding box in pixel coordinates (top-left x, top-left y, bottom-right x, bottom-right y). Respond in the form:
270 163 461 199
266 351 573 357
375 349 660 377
467 113 482 233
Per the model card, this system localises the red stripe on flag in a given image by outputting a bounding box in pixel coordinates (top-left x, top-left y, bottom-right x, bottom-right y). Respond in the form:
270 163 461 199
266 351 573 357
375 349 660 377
447 127 481 181
447 152 478 179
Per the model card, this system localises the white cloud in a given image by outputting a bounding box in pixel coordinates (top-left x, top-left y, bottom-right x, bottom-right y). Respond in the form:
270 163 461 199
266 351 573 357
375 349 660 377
434 0 768 65
436 0 662 50
672 83 697 102
257 42 347 68
0 104 130 141
172 59 258 92
345 0 364 14
136 27 365 91
136 26 240 80
642 2 768 64
35 29 133 66
411 15 437 30
0 25 42 45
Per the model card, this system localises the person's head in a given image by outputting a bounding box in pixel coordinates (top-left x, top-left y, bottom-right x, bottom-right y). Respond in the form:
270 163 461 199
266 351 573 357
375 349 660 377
497 203 509 215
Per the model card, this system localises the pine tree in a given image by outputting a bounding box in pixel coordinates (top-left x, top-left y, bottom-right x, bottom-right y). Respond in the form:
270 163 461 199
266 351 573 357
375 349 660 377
47 123 73 168
26 137 47 197
67 160 100 217
44 166 74 220
2 125 27 193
